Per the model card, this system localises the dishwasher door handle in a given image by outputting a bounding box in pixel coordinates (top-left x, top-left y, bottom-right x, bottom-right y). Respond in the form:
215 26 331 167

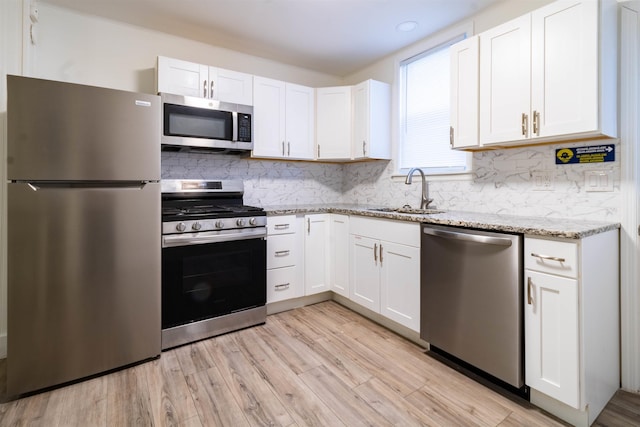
423 227 513 247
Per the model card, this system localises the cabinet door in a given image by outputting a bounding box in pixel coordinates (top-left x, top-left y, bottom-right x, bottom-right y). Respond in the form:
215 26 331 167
304 214 330 295
379 241 420 332
450 36 479 149
316 86 352 159
157 56 207 98
352 80 391 160
525 270 579 408
531 0 598 138
479 14 531 145
252 76 286 158
286 83 315 160
330 214 350 297
210 67 254 105
349 235 380 312
352 81 370 159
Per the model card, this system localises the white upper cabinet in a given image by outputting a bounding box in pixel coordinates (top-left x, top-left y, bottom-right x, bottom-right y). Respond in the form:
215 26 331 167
252 76 314 160
286 83 316 159
156 56 253 105
157 56 205 98
474 0 617 148
450 35 480 149
529 0 614 139
352 80 391 160
479 14 532 145
316 86 352 160
210 67 254 105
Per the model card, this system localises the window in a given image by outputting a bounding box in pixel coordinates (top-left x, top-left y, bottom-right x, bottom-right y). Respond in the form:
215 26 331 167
399 34 472 175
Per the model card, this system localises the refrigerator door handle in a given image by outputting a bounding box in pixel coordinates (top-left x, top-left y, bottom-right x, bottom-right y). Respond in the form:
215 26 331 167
22 181 152 191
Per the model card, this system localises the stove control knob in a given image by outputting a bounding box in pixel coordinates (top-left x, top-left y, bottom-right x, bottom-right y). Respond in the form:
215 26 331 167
249 217 257 226
215 220 225 229
176 222 186 232
192 222 202 231
236 218 246 227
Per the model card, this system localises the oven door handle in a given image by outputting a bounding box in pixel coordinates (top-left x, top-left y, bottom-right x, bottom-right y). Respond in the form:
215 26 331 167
162 228 267 248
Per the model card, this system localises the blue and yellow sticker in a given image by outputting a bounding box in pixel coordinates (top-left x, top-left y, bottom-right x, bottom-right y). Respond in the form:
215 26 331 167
556 144 615 164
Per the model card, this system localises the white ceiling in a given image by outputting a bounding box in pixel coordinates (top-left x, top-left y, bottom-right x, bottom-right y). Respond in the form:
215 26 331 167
41 0 503 76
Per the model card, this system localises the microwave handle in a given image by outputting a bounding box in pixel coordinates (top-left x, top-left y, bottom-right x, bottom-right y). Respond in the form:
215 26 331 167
232 111 238 142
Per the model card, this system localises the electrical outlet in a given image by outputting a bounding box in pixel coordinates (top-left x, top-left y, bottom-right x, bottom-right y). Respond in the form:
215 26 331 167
585 170 613 192
532 170 554 191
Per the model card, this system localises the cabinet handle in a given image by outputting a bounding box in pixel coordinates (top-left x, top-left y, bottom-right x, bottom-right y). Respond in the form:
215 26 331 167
527 276 533 305
379 244 383 265
521 113 528 136
307 218 310 234
533 110 540 136
282 141 285 156
275 283 290 290
373 243 378 264
449 126 454 148
530 252 565 263
317 145 320 158
363 140 367 156
274 250 290 256
287 142 291 156
210 80 214 99
203 80 207 98
274 224 290 230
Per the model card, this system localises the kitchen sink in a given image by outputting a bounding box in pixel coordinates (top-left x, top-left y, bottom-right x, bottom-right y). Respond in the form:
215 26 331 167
367 207 444 215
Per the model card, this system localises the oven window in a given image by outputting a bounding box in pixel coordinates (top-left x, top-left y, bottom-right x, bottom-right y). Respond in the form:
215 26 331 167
164 103 232 140
162 238 266 329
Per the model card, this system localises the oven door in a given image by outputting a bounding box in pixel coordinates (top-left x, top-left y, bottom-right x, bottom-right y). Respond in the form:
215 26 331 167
161 237 266 330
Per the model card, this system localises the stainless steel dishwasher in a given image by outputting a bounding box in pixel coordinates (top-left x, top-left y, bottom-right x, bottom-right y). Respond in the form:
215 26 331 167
421 224 524 393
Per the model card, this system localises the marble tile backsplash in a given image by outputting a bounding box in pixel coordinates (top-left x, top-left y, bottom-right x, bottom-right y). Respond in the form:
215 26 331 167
162 139 621 222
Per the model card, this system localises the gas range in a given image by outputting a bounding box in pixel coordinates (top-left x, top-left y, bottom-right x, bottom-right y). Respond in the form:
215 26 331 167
160 179 267 350
161 179 266 247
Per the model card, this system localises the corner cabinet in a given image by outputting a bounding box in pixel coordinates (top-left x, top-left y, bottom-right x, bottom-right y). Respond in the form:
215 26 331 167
304 214 330 295
349 217 420 331
156 56 253 105
352 80 391 160
316 86 352 160
252 76 315 160
453 0 617 149
330 214 350 297
524 230 619 427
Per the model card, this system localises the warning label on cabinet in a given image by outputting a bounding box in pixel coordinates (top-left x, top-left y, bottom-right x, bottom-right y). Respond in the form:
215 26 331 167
555 144 615 164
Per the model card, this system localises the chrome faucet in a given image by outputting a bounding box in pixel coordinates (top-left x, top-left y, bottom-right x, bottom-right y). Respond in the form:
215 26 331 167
405 167 433 209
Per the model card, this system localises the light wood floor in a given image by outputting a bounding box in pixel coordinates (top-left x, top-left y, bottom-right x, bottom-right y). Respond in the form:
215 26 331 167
0 301 638 426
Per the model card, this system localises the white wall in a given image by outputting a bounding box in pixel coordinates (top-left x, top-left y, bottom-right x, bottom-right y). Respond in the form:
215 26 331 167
32 3 344 92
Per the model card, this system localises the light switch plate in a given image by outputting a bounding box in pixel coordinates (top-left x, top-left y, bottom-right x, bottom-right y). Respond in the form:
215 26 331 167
585 170 613 192
532 170 554 191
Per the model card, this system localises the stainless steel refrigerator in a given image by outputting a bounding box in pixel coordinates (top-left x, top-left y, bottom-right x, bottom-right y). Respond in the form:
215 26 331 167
7 75 161 396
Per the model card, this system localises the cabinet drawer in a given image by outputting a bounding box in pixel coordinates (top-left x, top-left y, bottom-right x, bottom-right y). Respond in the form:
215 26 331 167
267 234 297 269
267 266 301 303
525 237 578 278
267 215 297 235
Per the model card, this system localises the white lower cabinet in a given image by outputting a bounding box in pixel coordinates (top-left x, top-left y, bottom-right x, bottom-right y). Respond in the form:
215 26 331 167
304 214 330 295
524 231 619 426
330 214 350 297
349 217 420 331
266 215 303 303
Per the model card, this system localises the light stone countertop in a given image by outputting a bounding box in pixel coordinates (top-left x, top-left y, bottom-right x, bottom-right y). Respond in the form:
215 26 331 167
262 203 620 239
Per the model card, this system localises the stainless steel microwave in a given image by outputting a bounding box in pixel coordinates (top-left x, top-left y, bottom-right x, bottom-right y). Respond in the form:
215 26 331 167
160 92 253 153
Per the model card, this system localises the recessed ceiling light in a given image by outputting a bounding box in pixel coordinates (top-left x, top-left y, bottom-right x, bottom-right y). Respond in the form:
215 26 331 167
396 21 418 32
